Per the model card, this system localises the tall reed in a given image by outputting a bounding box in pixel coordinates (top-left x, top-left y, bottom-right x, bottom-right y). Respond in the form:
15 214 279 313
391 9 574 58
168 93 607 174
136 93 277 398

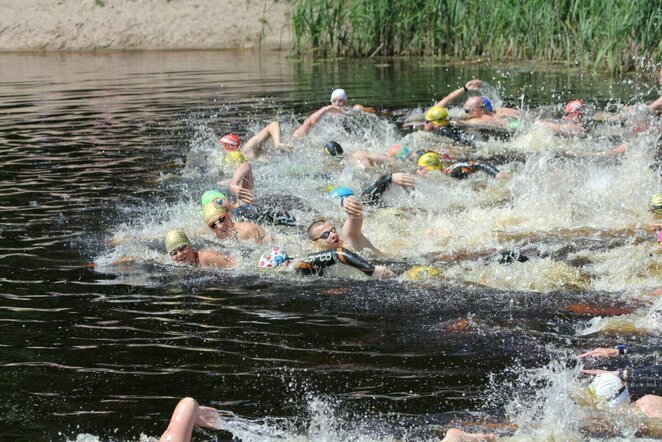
290 0 662 73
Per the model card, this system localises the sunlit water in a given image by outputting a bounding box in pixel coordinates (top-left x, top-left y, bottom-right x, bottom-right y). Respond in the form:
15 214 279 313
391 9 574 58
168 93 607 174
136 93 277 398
1 51 661 441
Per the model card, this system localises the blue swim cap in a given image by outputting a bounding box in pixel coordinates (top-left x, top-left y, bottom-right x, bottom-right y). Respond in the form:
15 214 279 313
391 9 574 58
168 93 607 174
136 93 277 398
328 186 354 199
482 97 493 113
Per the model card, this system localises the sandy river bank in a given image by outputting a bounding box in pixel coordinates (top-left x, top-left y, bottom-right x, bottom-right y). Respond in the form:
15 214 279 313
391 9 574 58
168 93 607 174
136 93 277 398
0 0 291 51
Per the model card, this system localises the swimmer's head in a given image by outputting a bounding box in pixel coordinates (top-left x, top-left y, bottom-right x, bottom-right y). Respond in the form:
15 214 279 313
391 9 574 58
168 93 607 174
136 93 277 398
200 190 227 208
417 151 446 173
219 133 241 151
589 374 630 408
425 106 450 126
387 144 413 160
258 247 290 269
403 265 441 281
165 229 191 254
648 193 662 216
203 202 228 225
563 99 586 119
307 219 341 248
224 151 248 167
324 141 344 159
203 202 233 239
330 89 348 107
463 96 488 117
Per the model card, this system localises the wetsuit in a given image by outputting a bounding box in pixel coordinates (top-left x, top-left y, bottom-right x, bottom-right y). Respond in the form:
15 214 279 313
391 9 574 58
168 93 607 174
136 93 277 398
232 203 297 226
292 247 375 276
445 161 500 179
623 365 662 388
434 125 476 147
360 173 395 206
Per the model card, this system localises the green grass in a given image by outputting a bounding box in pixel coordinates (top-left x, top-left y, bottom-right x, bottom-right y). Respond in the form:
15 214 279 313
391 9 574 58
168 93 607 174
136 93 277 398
290 0 662 73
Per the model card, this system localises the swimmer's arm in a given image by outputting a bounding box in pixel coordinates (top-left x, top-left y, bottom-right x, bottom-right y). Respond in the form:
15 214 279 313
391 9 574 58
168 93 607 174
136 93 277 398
473 162 500 177
292 105 342 139
496 107 521 118
197 250 236 268
229 162 254 204
253 225 274 244
349 151 393 169
435 80 479 108
649 96 662 113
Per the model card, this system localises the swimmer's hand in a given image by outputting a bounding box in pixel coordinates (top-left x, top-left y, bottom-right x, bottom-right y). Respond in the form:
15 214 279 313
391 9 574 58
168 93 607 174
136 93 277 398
195 406 223 429
495 171 511 180
577 348 619 359
236 188 254 204
465 79 482 91
373 265 395 279
391 172 417 188
342 196 364 218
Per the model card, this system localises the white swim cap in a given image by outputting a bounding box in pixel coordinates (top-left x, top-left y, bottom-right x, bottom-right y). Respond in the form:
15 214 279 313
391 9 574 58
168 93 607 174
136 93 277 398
330 89 348 102
589 374 630 407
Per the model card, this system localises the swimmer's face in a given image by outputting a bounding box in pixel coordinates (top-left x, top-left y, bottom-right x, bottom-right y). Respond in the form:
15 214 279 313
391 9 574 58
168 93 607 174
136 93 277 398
463 97 485 118
563 111 583 123
170 244 195 264
331 97 347 108
310 222 341 248
208 213 233 240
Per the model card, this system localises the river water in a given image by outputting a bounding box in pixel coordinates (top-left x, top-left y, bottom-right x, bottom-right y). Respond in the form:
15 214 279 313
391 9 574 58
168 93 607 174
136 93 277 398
1 51 661 441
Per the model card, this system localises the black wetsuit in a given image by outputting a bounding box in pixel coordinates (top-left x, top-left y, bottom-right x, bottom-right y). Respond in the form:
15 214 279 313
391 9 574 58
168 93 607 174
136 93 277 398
292 247 375 276
445 161 500 179
360 173 395 206
434 125 476 147
625 365 662 388
232 204 297 227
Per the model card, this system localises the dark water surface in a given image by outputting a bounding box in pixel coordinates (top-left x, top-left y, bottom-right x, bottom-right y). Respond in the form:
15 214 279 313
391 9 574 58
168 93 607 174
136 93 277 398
0 51 660 441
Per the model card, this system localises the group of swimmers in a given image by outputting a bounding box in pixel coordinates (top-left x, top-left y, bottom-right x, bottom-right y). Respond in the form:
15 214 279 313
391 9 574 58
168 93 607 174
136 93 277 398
153 68 662 441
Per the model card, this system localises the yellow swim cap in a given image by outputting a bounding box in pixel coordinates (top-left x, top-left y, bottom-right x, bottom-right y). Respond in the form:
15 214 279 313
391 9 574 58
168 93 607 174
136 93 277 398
224 151 248 167
425 106 449 125
417 152 445 171
648 193 662 216
203 202 228 225
165 229 190 253
403 266 441 281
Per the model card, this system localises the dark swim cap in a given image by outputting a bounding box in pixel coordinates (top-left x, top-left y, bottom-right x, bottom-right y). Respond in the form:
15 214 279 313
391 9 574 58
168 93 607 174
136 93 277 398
324 141 344 158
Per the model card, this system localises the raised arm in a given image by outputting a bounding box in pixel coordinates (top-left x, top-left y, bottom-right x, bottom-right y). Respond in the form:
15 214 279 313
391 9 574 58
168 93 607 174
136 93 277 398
435 79 481 108
292 105 344 139
229 162 254 204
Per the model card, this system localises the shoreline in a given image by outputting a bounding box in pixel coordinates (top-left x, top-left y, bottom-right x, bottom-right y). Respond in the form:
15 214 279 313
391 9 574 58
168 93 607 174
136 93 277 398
0 0 292 52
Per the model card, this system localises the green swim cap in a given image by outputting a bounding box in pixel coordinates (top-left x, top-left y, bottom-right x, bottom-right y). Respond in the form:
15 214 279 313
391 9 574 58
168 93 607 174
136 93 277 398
649 193 662 216
201 190 227 207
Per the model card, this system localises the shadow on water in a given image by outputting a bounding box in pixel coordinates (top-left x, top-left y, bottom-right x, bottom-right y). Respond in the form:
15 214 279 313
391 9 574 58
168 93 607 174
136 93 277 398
0 51 660 440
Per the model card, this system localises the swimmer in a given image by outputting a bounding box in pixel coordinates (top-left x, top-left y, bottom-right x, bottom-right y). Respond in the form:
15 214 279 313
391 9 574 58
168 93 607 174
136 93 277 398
423 106 477 147
307 194 388 258
416 151 510 180
292 88 366 139
434 79 520 127
165 229 236 268
649 66 662 114
257 246 393 278
159 397 222 442
216 139 297 226
203 202 273 244
535 99 588 136
218 122 290 161
440 429 497 441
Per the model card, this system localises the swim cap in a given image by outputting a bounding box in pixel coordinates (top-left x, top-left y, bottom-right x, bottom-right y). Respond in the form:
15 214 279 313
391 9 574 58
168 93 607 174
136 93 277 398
331 89 348 102
324 141 344 158
165 229 190 253
481 96 493 113
403 265 441 281
224 151 248 167
387 144 412 160
202 202 228 225
258 247 289 269
417 151 445 171
424 106 449 125
648 193 662 216
589 374 630 407
327 186 354 199
200 190 227 207
219 133 241 151
564 99 586 115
